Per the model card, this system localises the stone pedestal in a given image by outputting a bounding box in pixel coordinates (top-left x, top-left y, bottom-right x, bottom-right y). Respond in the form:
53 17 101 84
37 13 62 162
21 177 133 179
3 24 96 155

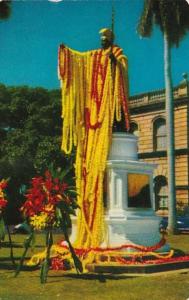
104 133 169 251
71 133 169 252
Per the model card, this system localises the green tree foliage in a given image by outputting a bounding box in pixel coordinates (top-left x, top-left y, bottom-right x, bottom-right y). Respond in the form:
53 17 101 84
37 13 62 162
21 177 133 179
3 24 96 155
0 84 73 224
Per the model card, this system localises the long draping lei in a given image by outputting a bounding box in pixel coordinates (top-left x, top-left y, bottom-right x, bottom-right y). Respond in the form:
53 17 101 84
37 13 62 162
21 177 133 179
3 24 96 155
58 44 129 249
27 237 181 272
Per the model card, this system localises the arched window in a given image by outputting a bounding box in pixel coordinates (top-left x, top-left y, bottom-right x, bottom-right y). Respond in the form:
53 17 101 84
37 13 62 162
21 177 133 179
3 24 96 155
154 175 168 210
153 118 166 151
130 122 139 137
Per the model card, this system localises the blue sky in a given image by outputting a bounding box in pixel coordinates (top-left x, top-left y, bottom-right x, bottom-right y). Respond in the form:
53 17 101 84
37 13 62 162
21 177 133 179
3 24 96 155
0 0 189 95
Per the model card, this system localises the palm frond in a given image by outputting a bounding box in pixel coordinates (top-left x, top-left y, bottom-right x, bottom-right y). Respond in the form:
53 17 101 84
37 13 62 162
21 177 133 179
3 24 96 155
137 0 155 37
138 0 189 47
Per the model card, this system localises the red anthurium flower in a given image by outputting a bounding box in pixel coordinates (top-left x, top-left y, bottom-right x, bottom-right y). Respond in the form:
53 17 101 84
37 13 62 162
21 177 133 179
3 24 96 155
62 182 68 192
45 170 51 179
54 178 59 184
0 180 8 190
44 178 53 192
0 198 8 209
53 184 60 192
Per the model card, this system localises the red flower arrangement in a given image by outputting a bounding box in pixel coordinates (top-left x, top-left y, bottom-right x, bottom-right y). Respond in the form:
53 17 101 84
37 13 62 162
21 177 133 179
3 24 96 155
0 180 8 243
0 198 8 210
16 168 82 283
21 170 76 230
0 180 8 211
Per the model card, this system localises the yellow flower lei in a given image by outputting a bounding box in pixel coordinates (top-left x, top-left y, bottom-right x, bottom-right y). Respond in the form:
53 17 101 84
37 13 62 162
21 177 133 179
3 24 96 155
59 45 129 249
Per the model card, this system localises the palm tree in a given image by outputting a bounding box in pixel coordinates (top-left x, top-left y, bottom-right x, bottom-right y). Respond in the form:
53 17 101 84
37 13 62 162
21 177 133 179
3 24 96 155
0 1 11 20
138 0 189 233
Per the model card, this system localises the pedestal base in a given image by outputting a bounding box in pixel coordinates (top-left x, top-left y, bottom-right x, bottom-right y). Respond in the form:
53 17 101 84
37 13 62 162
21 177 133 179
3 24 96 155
70 211 170 253
86 259 189 275
104 211 170 252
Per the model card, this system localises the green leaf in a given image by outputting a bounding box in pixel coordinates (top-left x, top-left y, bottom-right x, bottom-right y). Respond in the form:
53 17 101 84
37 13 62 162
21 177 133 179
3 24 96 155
71 200 80 209
0 217 6 241
40 259 49 284
63 213 72 229
15 230 34 277
71 251 83 274
58 165 73 181
62 225 83 274
40 229 53 284
24 234 34 248
22 221 32 233
67 207 76 216
67 189 78 196
46 229 53 248
55 207 62 220
56 201 67 211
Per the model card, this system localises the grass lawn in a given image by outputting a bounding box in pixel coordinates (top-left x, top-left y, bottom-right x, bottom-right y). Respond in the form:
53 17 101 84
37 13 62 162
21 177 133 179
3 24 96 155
1 233 189 300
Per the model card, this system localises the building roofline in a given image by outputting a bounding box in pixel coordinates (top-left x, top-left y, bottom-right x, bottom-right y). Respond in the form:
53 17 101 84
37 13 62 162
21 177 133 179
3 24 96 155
129 82 188 109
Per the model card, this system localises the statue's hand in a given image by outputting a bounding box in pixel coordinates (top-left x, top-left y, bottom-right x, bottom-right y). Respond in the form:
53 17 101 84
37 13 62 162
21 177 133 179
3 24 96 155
59 43 65 49
109 53 117 65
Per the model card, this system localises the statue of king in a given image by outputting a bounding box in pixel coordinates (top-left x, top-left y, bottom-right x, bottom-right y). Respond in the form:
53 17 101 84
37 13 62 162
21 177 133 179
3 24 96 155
58 28 130 249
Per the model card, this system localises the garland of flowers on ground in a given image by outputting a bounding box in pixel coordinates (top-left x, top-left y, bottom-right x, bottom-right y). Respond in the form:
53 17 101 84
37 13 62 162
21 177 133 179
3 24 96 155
27 233 189 272
59 44 129 249
27 235 170 270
